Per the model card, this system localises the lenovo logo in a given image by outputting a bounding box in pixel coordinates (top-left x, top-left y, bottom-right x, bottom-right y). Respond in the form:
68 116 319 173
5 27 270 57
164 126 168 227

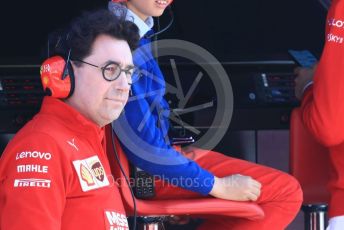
16 151 52 161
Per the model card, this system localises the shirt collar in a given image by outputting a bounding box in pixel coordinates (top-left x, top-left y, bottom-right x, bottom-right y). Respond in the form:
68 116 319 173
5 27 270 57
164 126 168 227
125 9 154 38
40 96 103 136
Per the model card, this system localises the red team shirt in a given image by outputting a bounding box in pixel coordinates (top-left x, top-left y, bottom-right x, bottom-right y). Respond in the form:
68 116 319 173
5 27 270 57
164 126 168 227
0 97 128 230
301 0 344 218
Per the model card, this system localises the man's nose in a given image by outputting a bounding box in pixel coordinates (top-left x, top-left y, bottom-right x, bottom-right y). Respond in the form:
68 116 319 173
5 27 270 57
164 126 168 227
116 71 131 92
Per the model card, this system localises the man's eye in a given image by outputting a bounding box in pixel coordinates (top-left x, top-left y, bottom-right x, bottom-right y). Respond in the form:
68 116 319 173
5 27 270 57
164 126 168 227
105 66 116 73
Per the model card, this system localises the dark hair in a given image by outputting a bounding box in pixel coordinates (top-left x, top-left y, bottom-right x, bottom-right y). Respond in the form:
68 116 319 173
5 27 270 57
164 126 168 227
50 9 139 64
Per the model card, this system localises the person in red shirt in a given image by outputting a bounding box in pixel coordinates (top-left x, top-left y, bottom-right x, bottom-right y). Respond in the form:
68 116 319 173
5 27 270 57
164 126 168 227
295 0 344 229
0 9 139 230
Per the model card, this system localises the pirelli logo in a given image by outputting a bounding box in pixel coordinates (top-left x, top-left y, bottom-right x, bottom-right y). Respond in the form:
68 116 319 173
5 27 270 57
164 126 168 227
14 179 51 188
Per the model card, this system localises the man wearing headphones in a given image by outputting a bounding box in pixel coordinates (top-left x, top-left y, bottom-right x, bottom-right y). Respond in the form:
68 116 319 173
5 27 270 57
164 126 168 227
0 9 139 229
110 0 303 229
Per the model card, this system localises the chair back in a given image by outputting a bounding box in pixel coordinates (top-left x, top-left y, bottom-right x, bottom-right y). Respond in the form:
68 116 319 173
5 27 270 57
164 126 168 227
290 108 330 204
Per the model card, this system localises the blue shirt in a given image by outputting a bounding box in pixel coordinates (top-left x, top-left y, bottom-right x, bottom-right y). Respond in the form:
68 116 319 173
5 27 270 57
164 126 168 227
111 6 215 195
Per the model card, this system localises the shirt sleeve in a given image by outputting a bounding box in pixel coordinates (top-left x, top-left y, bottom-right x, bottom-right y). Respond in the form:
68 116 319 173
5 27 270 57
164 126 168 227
0 132 68 229
301 0 344 147
113 95 215 195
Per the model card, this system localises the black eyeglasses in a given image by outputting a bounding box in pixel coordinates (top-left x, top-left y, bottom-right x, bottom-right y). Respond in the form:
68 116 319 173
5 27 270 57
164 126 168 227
73 59 142 84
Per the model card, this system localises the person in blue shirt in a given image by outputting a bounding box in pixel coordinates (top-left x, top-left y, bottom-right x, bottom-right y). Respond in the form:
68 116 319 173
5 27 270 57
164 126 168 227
109 0 302 229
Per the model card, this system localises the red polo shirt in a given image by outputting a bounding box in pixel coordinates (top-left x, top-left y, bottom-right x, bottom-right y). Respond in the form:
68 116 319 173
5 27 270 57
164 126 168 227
0 97 128 230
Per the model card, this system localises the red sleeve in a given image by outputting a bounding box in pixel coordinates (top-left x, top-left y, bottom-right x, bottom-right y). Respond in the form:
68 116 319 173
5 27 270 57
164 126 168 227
301 0 344 147
0 132 69 229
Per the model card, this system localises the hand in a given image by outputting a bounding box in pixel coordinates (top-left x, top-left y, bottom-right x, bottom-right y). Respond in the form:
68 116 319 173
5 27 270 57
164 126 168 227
209 174 262 201
294 65 317 100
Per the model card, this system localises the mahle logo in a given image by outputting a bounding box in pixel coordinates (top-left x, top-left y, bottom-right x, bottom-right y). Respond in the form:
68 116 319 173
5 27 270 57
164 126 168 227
114 39 233 165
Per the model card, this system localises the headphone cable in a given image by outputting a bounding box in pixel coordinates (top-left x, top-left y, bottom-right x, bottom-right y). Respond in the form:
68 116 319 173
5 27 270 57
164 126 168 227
145 5 174 39
109 4 174 229
110 123 137 230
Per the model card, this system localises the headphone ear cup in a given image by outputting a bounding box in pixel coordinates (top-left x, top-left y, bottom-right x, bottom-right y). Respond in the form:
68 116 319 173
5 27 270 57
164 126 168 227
66 60 75 97
40 56 73 99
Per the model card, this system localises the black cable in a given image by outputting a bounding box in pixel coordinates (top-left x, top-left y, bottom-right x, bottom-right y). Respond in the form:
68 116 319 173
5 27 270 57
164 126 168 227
144 5 174 39
110 123 137 230
47 39 50 58
157 15 161 38
171 109 186 137
109 5 174 229
153 16 160 65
